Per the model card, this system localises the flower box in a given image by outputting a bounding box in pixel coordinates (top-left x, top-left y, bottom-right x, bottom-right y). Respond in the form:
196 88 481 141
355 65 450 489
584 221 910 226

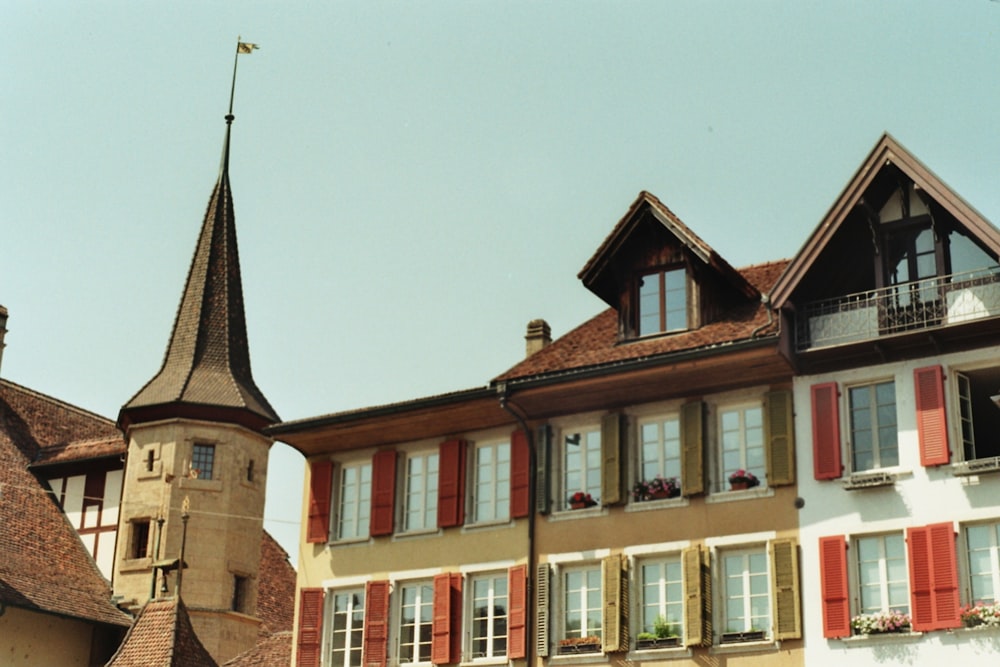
850 611 911 635
720 630 766 644
558 636 601 654
635 636 680 650
567 492 597 509
632 476 680 502
727 469 759 491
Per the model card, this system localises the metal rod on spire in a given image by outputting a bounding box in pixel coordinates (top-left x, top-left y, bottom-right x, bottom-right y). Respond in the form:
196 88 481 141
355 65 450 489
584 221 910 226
228 37 260 120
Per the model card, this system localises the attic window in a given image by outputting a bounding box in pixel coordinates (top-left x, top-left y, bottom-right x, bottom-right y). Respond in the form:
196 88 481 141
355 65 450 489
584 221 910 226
638 268 688 336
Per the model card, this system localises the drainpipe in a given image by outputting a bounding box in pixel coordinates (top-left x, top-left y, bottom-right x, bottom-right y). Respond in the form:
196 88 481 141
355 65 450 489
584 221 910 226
750 293 774 339
497 383 536 667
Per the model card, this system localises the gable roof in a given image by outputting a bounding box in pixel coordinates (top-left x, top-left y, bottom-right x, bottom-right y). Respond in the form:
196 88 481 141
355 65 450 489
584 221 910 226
771 132 1000 308
105 598 218 667
0 380 131 628
579 190 758 307
257 531 296 635
119 119 279 434
497 260 787 383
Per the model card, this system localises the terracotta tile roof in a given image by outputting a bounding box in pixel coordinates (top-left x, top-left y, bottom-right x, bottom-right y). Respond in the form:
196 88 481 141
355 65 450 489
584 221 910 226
120 127 279 433
105 597 218 667
32 434 126 466
222 631 292 667
0 378 120 461
496 260 789 382
257 531 296 634
0 383 131 627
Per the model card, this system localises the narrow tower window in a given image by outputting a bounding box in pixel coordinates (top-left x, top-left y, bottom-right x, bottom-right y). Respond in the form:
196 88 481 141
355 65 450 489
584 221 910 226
192 443 216 480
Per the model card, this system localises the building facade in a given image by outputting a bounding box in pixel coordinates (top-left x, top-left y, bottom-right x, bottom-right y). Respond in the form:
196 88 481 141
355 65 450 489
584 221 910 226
771 134 1000 664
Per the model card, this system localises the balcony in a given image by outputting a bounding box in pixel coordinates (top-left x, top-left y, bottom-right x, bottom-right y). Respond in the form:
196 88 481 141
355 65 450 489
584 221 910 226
795 268 1000 351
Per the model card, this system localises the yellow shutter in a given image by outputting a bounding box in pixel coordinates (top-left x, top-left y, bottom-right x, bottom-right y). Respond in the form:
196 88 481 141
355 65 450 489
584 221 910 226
601 413 623 505
680 402 704 496
765 390 795 486
535 563 550 657
601 555 619 652
682 545 710 647
770 538 802 639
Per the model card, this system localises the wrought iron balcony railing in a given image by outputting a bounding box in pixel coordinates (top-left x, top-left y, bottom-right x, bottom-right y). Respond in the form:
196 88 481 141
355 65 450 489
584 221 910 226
794 267 1000 351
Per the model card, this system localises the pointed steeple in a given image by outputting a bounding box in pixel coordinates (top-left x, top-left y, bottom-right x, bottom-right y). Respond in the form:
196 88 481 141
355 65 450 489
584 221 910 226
119 115 279 433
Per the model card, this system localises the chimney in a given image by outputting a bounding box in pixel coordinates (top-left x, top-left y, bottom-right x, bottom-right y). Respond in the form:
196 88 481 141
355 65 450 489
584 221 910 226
0 305 7 377
525 319 551 358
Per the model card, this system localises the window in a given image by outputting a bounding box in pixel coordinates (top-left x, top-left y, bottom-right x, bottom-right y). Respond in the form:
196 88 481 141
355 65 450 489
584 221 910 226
638 268 687 336
232 575 249 613
638 557 683 643
562 566 602 647
398 582 433 664
966 522 1000 604
473 441 510 523
638 416 682 491
191 443 215 480
337 462 372 541
562 427 601 508
719 404 765 488
328 588 365 667
470 573 508 659
403 452 439 532
129 519 150 559
856 534 908 616
848 381 898 471
720 549 770 641
247 459 254 482
956 367 1000 462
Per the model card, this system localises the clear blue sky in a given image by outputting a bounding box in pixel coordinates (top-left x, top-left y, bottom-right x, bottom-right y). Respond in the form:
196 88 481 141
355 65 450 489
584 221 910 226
4 2 1000 563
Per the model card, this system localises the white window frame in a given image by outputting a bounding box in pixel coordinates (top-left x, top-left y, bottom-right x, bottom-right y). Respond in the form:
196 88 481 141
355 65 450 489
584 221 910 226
559 425 602 510
854 533 908 615
716 402 765 490
636 414 682 493
467 571 509 661
965 521 1000 605
403 450 439 533
472 439 511 525
636 555 683 641
325 587 365 667
559 564 603 646
846 379 899 472
396 580 434 666
335 461 372 542
718 546 771 641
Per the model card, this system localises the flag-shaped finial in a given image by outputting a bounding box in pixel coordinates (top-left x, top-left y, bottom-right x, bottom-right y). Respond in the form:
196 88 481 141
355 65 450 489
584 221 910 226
237 42 259 54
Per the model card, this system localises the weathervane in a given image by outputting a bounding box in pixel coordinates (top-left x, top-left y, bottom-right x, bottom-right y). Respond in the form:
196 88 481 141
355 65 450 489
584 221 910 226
227 37 259 123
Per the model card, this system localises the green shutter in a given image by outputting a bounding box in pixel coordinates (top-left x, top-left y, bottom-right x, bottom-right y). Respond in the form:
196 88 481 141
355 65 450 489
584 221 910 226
770 539 802 639
680 402 704 496
535 425 551 515
535 563 550 657
765 390 795 486
601 413 623 505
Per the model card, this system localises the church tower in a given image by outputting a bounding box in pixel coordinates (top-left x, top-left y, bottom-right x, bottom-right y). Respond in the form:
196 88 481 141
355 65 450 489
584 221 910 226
113 103 279 664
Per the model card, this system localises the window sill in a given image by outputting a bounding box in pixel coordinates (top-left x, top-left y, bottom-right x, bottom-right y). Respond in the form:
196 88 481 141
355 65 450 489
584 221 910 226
119 557 153 573
548 506 607 521
840 631 922 646
952 456 1000 476
625 496 690 514
330 536 372 548
462 519 515 533
393 528 443 541
842 469 910 490
548 649 606 664
460 658 508 666
705 487 774 504
709 639 778 655
629 645 692 659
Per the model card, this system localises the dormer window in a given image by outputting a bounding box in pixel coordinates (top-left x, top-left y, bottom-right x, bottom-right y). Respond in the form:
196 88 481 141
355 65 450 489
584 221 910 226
638 268 687 336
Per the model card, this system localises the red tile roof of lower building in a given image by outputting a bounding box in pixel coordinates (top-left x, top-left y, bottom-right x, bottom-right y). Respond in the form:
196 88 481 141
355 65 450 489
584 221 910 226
105 597 218 667
257 531 296 634
222 631 292 667
495 260 789 382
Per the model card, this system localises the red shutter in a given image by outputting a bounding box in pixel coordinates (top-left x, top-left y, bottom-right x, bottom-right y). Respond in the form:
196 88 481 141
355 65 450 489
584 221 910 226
510 430 531 519
914 366 950 466
437 439 467 528
296 588 323 667
508 564 528 659
370 450 397 537
432 573 462 664
363 581 390 667
908 523 960 631
811 383 843 480
819 535 850 638
306 461 333 543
